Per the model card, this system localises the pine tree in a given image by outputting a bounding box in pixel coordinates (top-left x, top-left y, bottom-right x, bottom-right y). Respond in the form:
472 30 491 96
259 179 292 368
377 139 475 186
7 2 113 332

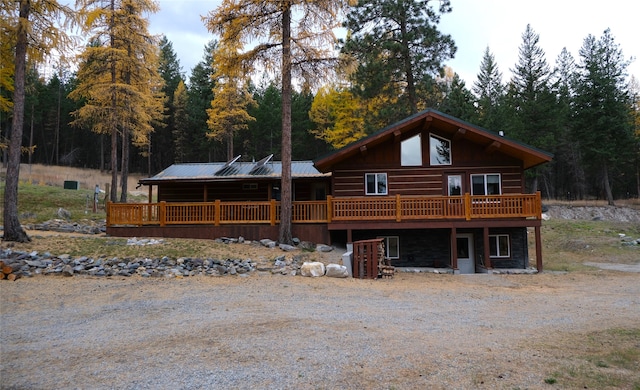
438 71 476 122
152 36 183 172
342 0 455 124
204 0 348 244
187 40 220 162
172 80 189 163
573 29 635 205
505 24 557 194
473 47 505 130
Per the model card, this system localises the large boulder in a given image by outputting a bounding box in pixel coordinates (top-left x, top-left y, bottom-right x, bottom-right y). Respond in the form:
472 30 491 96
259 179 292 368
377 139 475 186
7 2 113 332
325 263 349 278
300 261 325 277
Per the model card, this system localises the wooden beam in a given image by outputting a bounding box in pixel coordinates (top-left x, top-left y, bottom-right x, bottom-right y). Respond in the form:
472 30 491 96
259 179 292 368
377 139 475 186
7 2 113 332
483 227 492 269
359 145 368 157
453 127 467 140
393 130 402 143
451 227 458 272
422 116 433 131
484 140 501 154
535 225 543 272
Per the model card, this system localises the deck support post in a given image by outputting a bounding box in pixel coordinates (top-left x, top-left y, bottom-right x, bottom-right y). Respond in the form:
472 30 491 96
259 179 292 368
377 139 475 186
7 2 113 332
270 199 277 226
159 201 166 227
451 227 458 271
535 224 543 272
483 226 492 269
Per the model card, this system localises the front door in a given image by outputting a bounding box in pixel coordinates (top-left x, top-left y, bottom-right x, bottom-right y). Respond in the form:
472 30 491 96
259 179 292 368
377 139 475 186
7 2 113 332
456 234 475 274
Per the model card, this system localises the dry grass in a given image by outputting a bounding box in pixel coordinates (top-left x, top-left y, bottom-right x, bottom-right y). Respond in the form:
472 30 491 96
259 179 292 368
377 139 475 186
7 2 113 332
7 163 146 195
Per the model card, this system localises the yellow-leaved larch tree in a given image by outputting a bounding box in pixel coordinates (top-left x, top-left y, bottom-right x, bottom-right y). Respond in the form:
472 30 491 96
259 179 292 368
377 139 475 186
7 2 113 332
203 0 350 244
206 41 256 161
1 0 78 242
71 0 164 202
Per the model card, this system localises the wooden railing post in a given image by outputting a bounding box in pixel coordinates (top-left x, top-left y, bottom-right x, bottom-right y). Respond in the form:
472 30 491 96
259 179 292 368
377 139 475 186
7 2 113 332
106 201 112 227
214 200 221 226
395 193 402 222
326 195 332 223
270 199 277 226
464 193 471 220
536 191 542 220
159 201 166 227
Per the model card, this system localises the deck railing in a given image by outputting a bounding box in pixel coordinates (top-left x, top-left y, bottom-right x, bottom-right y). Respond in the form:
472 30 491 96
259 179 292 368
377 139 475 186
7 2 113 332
106 192 542 227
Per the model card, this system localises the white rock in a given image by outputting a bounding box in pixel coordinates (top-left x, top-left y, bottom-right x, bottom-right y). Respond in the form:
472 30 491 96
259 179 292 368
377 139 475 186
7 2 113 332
300 262 325 277
325 263 349 278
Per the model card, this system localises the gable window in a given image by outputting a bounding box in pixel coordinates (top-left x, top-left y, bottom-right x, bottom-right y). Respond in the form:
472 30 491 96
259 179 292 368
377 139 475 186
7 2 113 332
429 134 451 165
379 236 400 259
401 134 422 166
489 234 510 258
471 174 501 195
365 173 387 195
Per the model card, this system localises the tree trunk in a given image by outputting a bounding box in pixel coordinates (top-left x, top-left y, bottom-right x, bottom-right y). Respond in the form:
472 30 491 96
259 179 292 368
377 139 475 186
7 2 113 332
278 4 293 245
109 0 118 202
120 124 129 202
602 161 615 206
3 0 31 243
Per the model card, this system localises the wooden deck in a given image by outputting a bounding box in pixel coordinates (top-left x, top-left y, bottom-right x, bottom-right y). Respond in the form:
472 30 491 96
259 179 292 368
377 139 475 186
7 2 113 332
106 193 542 227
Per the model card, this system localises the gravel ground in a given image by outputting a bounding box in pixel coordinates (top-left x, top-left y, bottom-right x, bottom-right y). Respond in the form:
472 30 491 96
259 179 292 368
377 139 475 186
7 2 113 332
1 271 639 389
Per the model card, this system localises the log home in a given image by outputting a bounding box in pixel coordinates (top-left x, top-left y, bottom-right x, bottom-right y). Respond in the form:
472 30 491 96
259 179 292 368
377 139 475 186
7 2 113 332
107 109 552 273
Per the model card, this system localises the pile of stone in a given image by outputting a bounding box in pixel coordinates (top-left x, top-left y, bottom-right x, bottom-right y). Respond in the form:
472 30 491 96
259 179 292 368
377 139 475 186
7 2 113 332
618 233 640 246
0 244 349 280
22 218 106 235
0 248 257 279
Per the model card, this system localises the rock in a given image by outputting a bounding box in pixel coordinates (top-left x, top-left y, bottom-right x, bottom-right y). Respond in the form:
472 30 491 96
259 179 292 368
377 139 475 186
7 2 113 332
299 241 316 251
57 208 71 219
316 244 333 252
300 262 325 277
62 264 74 276
279 243 297 252
325 263 349 278
260 239 276 248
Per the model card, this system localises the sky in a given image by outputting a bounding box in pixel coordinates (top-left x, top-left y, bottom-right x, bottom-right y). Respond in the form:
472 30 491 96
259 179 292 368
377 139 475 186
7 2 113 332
148 0 639 88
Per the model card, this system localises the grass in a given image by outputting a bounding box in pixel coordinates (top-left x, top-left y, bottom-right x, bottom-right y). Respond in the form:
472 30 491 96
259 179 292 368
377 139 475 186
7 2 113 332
535 219 640 272
536 328 640 389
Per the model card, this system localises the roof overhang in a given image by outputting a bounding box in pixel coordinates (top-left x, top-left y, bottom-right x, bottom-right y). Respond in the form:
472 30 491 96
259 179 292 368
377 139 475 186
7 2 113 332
314 109 553 172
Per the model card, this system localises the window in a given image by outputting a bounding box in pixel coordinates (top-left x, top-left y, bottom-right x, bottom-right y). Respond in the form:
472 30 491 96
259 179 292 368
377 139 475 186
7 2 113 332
379 236 400 259
365 173 388 195
429 134 451 165
489 234 510 258
448 175 462 196
401 134 422 166
471 174 501 195
242 183 258 190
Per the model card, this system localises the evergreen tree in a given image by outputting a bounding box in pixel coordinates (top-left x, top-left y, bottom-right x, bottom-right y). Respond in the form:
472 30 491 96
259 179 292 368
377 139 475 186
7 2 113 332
438 72 477 123
244 81 282 160
573 29 635 204
342 0 456 126
172 80 189 163
505 24 558 194
551 47 585 199
186 40 220 162
151 35 184 172
472 47 505 131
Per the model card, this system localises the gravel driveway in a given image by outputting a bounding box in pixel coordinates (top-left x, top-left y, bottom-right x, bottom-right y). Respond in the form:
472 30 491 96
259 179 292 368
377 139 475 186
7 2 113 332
1 271 639 389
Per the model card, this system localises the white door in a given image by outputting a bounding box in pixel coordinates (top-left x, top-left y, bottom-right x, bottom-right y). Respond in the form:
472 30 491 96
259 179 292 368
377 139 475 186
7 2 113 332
456 234 475 274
